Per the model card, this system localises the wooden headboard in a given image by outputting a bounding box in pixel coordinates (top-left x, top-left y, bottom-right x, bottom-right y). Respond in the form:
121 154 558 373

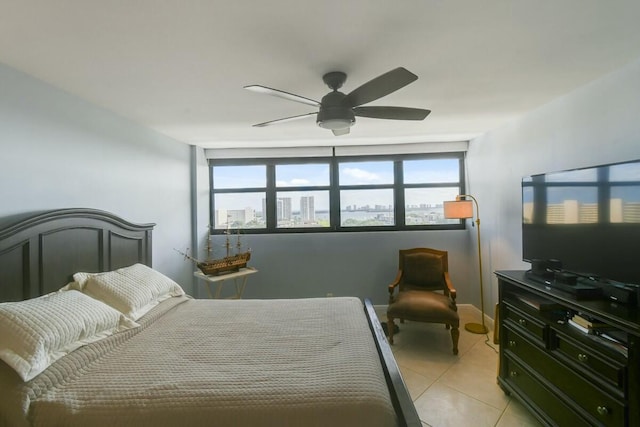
0 208 155 302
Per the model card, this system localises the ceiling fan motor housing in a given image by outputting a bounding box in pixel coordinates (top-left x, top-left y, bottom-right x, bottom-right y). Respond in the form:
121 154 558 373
317 91 355 130
322 71 347 91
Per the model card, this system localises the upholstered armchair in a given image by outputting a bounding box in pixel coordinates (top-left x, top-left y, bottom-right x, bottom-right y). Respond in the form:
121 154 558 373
387 248 460 355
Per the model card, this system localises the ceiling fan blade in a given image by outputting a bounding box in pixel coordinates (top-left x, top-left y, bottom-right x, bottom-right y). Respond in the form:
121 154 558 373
244 85 320 107
353 106 431 120
252 112 317 127
332 128 350 136
343 67 418 107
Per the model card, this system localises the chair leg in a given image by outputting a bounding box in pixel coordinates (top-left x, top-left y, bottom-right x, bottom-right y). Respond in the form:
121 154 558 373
387 316 395 345
450 325 459 355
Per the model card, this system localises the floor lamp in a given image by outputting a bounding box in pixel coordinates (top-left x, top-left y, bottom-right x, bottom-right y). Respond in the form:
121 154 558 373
443 194 488 334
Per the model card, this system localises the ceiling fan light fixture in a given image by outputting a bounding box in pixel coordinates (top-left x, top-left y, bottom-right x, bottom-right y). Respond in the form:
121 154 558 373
317 100 355 131
318 118 354 130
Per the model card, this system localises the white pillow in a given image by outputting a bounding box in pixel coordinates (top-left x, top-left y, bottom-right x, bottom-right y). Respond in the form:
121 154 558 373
0 290 138 382
72 263 185 320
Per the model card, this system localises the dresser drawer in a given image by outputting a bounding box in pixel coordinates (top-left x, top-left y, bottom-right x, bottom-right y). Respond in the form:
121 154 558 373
503 324 546 362
506 327 626 426
503 356 590 427
552 328 626 394
503 301 548 346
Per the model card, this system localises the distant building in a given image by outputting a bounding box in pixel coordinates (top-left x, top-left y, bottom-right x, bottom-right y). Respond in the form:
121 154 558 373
216 209 228 227
300 196 315 222
260 197 293 222
215 208 256 227
277 197 292 221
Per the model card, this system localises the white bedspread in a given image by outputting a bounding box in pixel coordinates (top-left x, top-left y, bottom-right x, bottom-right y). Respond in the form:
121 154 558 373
0 296 397 427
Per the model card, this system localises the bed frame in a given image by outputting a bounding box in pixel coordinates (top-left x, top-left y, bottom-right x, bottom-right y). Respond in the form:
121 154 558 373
0 208 420 426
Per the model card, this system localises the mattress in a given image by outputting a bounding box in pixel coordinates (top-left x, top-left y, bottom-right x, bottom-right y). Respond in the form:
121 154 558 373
0 296 397 427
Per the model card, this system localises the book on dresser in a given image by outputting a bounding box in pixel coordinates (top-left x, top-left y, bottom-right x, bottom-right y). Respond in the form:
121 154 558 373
567 318 591 334
512 292 562 311
571 313 607 329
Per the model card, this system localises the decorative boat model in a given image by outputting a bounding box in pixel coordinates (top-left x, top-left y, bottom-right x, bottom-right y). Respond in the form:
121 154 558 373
196 251 251 276
176 225 251 276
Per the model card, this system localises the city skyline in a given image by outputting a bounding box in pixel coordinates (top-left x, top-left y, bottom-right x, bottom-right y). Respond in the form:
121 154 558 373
215 195 455 229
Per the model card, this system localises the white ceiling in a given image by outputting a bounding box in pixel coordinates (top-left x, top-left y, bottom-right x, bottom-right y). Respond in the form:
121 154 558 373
1 1 640 149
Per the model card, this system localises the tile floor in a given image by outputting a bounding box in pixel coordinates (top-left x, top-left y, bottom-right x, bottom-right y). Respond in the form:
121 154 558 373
375 305 543 427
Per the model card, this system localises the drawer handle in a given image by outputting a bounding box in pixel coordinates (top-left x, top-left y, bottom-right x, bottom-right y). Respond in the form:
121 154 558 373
596 406 609 416
508 340 517 348
518 318 527 326
578 353 589 363
509 371 518 378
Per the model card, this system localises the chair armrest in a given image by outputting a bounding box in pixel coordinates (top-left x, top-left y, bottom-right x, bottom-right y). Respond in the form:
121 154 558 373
388 270 403 295
443 271 456 301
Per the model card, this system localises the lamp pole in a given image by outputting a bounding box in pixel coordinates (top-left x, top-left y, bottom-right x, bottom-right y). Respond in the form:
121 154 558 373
458 194 488 334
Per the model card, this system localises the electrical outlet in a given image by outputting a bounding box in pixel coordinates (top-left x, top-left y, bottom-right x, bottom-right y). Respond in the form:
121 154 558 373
326 292 334 297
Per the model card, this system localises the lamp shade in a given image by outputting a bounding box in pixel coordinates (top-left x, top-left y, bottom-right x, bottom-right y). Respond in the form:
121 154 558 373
443 200 473 219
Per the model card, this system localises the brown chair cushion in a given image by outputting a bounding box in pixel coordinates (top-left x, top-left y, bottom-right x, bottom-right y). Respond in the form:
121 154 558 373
387 290 459 324
403 253 443 288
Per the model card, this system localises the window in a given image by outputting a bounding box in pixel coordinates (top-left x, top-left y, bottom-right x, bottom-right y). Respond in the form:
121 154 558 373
275 163 331 228
403 159 462 226
210 153 465 233
339 161 394 227
212 165 266 229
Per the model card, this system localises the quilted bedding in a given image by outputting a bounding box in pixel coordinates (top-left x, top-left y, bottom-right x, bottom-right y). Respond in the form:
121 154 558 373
0 296 397 427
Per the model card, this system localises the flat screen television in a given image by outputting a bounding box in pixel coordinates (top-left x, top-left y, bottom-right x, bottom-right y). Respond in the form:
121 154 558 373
522 159 640 285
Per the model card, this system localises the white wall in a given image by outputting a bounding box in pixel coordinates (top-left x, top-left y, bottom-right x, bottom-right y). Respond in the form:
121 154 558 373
466 56 640 310
201 145 475 305
0 63 194 292
190 145 212 298
203 229 472 304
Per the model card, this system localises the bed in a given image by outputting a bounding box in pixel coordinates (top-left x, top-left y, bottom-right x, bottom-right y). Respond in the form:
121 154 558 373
0 208 420 426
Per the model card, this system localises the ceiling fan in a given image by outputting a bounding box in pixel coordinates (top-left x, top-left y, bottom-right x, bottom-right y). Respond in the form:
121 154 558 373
244 67 431 136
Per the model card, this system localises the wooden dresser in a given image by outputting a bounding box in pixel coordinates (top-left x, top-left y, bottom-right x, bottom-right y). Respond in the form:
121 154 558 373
496 270 639 426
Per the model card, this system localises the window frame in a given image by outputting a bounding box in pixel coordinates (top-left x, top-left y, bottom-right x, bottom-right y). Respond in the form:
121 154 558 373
209 152 466 234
